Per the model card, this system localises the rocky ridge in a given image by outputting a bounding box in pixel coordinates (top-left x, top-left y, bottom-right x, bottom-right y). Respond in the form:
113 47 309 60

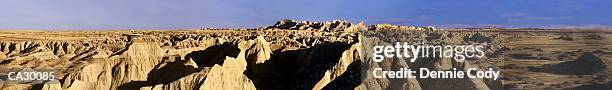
261 19 366 32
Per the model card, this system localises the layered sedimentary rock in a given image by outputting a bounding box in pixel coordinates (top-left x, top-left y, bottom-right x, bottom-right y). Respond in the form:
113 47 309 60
368 24 436 31
0 23 364 90
262 19 366 32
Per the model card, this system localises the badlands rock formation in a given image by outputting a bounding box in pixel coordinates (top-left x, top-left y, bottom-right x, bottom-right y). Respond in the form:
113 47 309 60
368 24 436 31
0 19 610 90
262 19 367 32
0 21 364 90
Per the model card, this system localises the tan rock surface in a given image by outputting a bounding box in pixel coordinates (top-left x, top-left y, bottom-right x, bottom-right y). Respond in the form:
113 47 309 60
0 26 361 90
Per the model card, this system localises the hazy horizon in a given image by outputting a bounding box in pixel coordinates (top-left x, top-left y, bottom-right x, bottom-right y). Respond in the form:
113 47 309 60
2 0 611 30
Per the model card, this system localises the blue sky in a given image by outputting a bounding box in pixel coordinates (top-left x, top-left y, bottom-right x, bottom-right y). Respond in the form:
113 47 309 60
1 0 611 30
